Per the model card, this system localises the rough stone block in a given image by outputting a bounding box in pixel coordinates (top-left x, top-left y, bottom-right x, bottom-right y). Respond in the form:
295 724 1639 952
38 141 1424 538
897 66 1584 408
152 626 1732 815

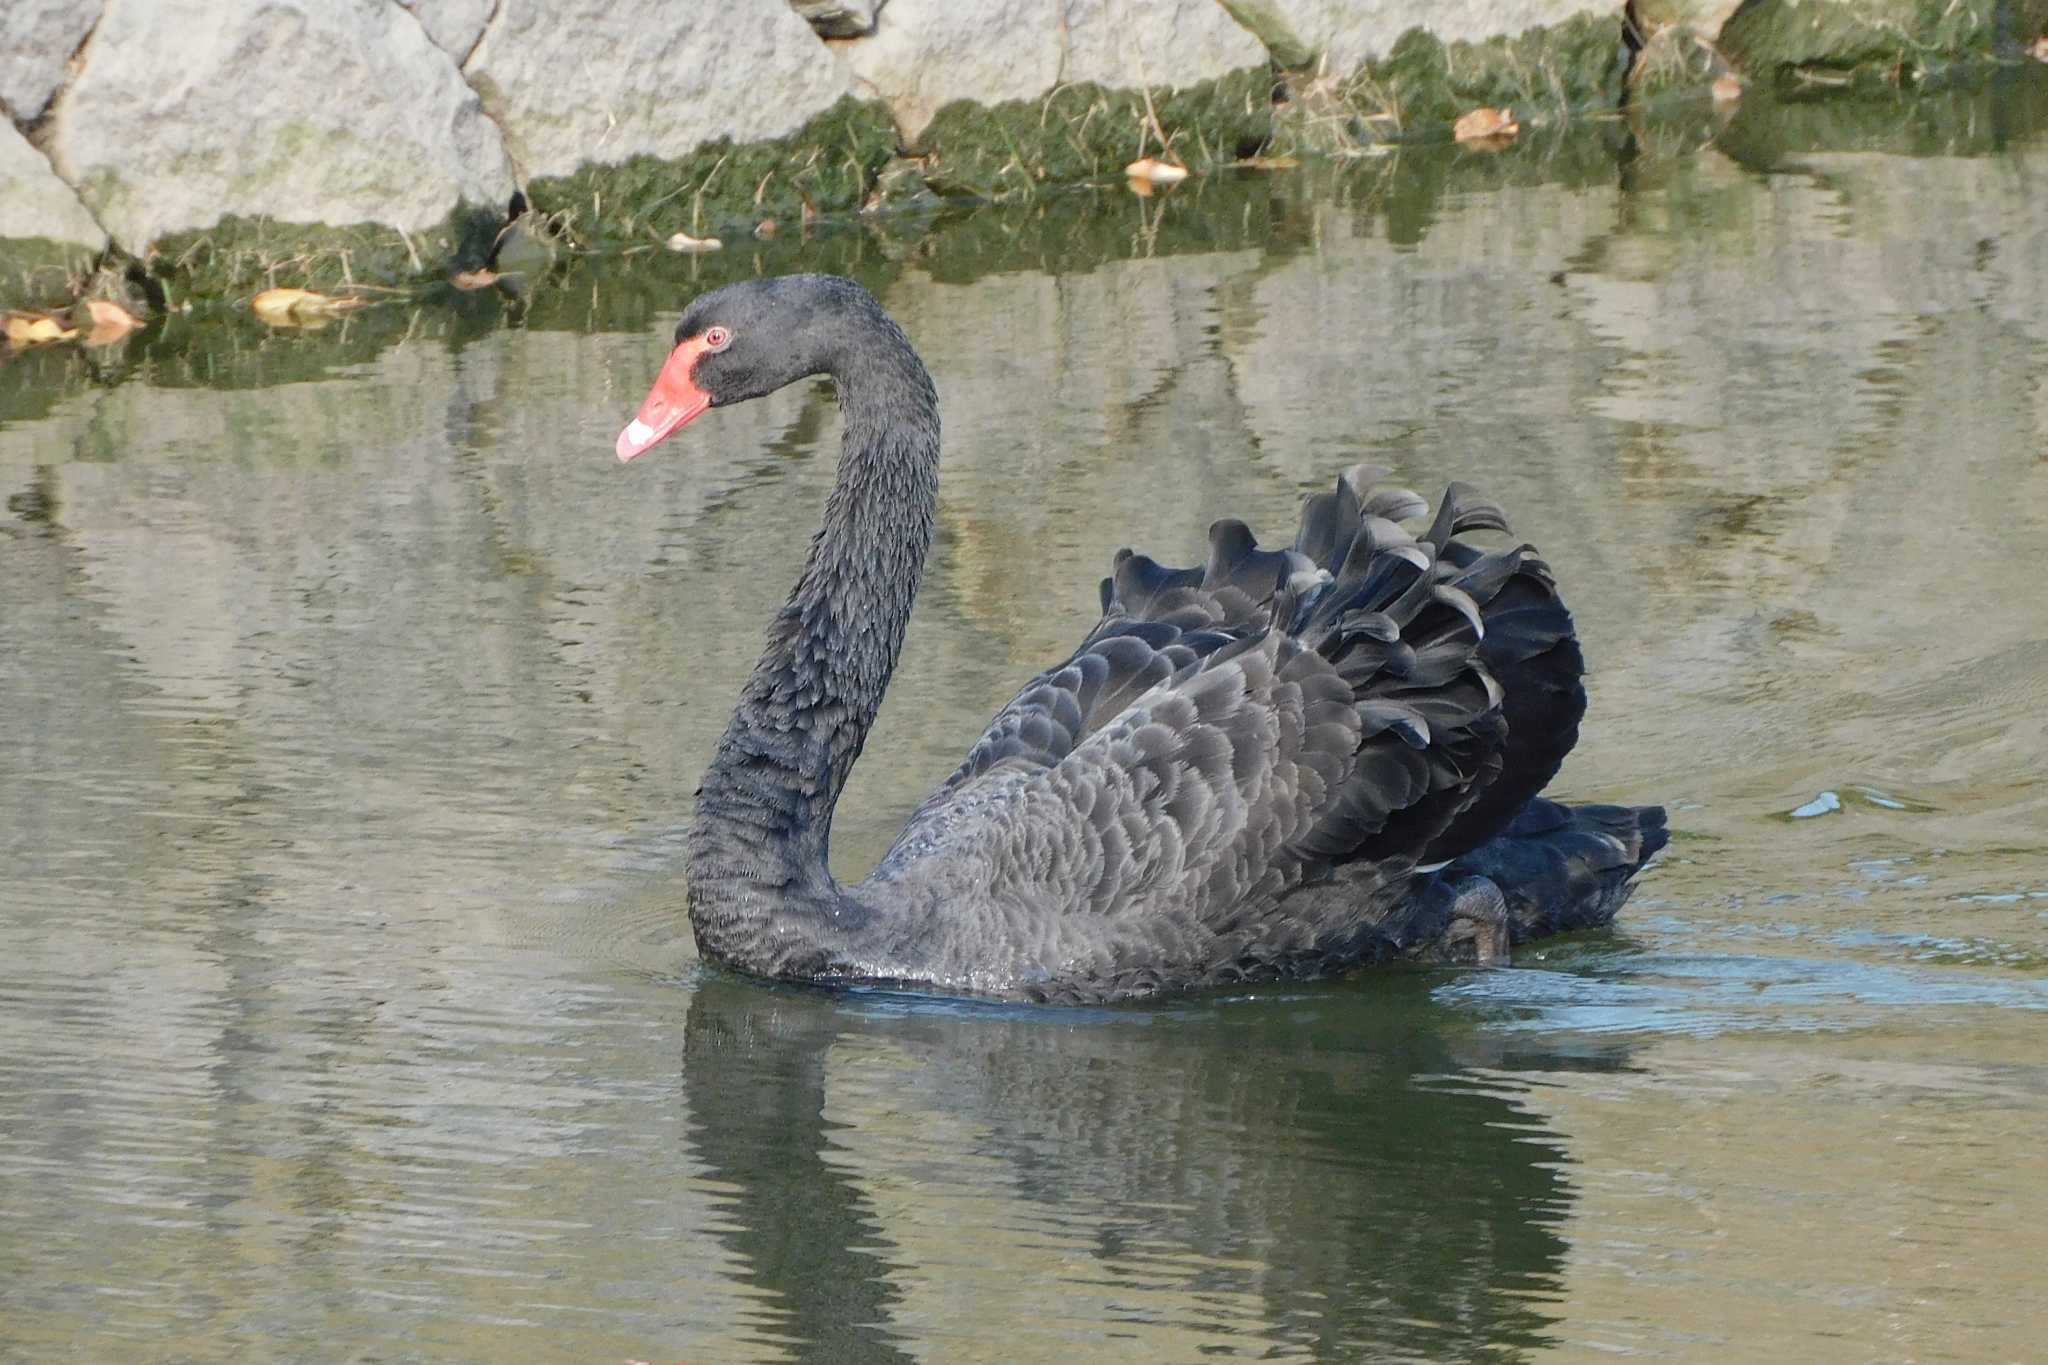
838 0 1268 145
790 0 883 39
0 122 104 305
465 0 854 181
1222 0 1621 80
45 0 514 253
0 0 100 123
397 0 495 63
0 117 106 255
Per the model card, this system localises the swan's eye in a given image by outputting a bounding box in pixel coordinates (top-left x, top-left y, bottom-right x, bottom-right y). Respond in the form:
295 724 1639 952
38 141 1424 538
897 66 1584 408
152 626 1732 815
703 326 732 351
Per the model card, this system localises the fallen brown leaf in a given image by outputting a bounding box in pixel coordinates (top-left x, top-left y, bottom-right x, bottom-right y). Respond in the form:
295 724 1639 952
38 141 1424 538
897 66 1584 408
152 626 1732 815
450 269 500 290
1712 74 1744 105
1453 107 1519 145
85 298 143 329
753 219 779 240
1234 155 1301 171
249 284 374 325
80 298 145 345
2031 35 2048 62
3 310 79 346
664 232 722 253
251 287 319 320
251 287 373 325
1124 157 1190 185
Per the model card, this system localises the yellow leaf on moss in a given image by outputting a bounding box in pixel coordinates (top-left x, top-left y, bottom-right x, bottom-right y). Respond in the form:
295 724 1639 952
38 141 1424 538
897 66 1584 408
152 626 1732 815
81 298 145 345
85 298 140 328
3 311 79 346
251 288 319 320
1453 107 1519 145
251 288 372 324
1124 157 1190 185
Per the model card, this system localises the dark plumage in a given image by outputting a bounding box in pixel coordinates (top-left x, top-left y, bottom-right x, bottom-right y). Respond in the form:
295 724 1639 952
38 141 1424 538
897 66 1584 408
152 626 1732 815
617 274 1666 1004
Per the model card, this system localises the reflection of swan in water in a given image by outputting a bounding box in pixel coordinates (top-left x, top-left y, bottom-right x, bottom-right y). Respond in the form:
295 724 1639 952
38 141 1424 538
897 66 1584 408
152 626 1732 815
617 275 1666 1003
680 978 1612 1359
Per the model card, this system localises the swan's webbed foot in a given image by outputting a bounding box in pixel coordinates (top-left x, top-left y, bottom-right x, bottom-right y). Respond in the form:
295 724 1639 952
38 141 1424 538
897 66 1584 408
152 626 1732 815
1415 876 1511 967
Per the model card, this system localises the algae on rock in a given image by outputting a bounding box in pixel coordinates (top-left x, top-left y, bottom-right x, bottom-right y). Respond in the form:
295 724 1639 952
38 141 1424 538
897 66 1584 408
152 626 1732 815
915 70 1274 200
1269 14 1628 155
1719 0 2042 81
146 209 504 303
523 97 900 243
1360 17 1627 133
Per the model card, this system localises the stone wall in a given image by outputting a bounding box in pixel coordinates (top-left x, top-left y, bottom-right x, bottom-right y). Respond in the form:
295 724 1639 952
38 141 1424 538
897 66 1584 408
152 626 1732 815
2 0 2041 305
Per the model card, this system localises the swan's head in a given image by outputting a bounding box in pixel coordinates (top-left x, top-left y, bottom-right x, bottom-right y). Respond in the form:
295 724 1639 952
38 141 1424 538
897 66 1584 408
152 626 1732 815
615 274 886 462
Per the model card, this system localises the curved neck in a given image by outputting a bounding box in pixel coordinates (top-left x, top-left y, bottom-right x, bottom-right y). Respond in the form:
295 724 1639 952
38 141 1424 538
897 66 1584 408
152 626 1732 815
688 321 939 967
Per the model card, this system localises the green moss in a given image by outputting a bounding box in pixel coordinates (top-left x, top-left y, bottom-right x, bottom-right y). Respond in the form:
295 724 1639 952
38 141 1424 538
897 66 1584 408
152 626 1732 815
0 237 103 311
2014 0 2048 45
1269 14 1627 155
909 173 1286 282
1353 15 1629 136
145 201 502 301
915 69 1273 200
1719 0 2007 83
1712 67 2048 163
1626 24 1728 101
523 97 899 244
497 223 908 335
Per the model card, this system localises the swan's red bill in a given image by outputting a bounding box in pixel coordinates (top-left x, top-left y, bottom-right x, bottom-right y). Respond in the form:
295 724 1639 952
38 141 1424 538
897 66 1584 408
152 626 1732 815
616 337 714 461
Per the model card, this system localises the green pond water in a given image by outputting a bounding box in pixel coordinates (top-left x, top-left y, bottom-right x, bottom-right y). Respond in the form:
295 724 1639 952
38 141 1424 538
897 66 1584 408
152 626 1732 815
4 84 2047 1362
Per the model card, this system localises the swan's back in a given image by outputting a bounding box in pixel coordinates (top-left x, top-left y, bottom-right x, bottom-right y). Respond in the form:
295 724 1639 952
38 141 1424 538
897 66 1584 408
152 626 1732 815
857 466 1661 1000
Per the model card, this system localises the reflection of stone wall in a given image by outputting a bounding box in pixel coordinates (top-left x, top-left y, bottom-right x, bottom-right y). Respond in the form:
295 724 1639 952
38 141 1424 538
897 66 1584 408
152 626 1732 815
7 132 2047 886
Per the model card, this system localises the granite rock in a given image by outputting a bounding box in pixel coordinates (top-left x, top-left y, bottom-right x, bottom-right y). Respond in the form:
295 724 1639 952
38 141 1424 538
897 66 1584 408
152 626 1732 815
0 117 106 255
838 0 1267 145
1220 0 1619 78
790 0 883 39
44 0 513 253
397 0 496 63
464 0 853 181
0 0 101 123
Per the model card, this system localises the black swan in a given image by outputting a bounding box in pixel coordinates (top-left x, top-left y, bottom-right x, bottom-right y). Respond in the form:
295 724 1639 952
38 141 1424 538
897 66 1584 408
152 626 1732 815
615 274 1666 1004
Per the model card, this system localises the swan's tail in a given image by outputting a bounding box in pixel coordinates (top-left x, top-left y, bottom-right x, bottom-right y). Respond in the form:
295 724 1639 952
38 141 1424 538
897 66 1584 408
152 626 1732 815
1277 466 1590 871
1429 797 1669 947
1093 464 1599 881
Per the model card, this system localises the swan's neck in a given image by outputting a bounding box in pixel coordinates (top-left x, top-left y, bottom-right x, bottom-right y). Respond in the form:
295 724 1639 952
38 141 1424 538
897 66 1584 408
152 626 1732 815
687 333 939 968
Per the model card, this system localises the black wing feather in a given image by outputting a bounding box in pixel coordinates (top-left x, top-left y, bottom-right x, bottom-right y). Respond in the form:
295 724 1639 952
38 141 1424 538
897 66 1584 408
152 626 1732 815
871 464 1612 997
